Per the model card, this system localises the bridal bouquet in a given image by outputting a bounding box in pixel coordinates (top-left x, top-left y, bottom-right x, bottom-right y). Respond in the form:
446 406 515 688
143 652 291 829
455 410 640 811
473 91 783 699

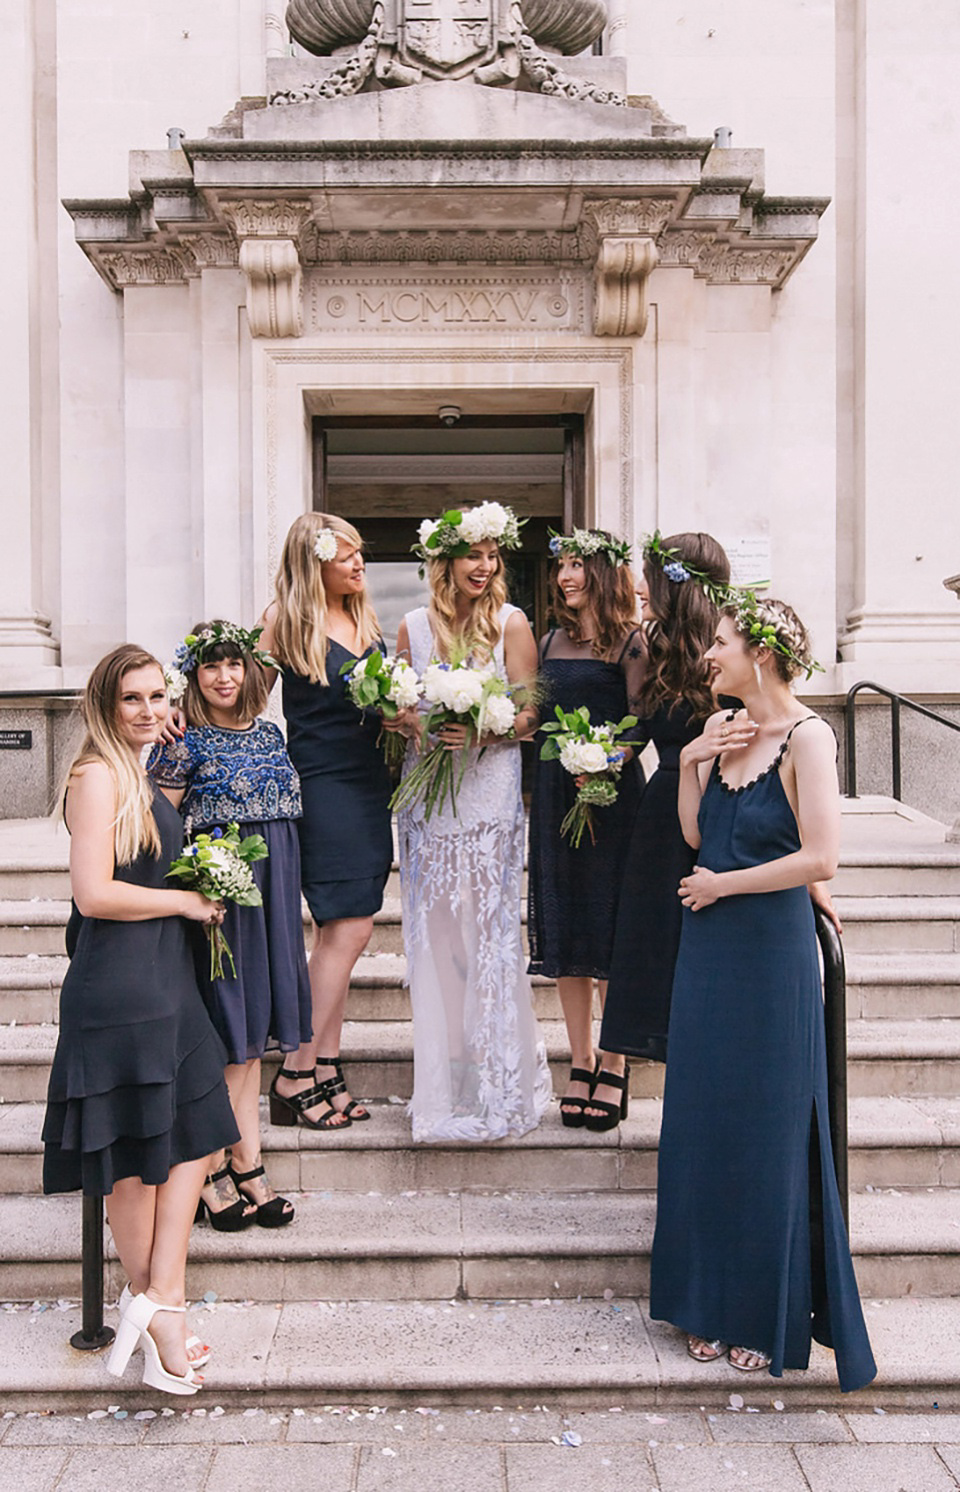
389 656 518 821
339 650 423 768
166 823 268 979
539 705 637 849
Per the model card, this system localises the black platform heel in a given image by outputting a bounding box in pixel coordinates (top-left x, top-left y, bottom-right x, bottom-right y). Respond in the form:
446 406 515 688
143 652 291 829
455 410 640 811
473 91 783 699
559 1058 601 1128
194 1164 257 1232
583 1064 630 1133
268 1066 351 1131
228 1161 295 1228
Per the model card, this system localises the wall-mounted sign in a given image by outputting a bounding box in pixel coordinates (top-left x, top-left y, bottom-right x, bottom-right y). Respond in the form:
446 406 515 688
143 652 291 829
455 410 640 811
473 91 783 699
0 730 32 750
721 535 772 589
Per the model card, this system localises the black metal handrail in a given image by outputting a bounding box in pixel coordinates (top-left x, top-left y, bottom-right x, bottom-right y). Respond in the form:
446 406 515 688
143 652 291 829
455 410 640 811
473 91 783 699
814 905 848 1230
845 680 960 801
71 1195 114 1352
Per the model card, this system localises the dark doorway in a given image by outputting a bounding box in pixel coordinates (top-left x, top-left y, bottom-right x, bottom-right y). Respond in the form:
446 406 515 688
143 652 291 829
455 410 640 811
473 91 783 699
312 413 586 650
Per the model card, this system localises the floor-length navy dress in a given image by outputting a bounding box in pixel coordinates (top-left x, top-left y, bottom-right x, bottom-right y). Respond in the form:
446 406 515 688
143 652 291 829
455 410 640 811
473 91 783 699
650 720 876 1391
600 700 701 1061
282 640 393 925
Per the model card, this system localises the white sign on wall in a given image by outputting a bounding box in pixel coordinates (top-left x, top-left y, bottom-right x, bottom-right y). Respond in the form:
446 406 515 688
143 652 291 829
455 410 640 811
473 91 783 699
720 534 771 589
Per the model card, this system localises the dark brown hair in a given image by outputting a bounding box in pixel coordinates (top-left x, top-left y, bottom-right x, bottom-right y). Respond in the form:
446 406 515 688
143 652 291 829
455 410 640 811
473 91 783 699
549 535 638 658
182 621 270 728
639 532 731 719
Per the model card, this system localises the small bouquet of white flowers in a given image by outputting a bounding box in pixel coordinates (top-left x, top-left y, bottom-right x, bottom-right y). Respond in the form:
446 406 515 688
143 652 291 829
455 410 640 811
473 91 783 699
539 705 637 849
166 823 268 979
339 650 424 768
389 655 519 821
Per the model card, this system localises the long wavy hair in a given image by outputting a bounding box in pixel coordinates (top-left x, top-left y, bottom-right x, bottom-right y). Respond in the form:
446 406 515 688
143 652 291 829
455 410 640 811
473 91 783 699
639 532 731 720
549 538 638 657
426 539 509 663
66 645 164 865
181 622 270 728
270 512 381 685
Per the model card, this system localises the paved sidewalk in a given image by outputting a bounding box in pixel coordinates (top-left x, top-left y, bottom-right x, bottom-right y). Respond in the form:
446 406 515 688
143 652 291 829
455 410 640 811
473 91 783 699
2 1403 960 1490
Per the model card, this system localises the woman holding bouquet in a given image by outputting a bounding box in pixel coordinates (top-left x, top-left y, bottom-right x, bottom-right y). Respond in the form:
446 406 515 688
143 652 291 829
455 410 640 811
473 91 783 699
392 503 551 1142
594 532 730 1126
259 514 393 1130
149 621 311 1227
42 645 238 1394
526 529 644 1130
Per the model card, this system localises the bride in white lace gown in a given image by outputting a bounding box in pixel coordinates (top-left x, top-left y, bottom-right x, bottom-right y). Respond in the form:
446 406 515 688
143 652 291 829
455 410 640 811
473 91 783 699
392 505 552 1143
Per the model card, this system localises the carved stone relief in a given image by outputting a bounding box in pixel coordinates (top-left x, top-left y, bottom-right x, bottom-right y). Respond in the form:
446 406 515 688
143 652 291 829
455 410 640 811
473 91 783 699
305 267 585 332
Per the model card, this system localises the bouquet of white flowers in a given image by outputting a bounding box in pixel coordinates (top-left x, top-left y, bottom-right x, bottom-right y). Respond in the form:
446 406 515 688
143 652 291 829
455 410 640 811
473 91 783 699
166 823 268 979
539 705 637 849
389 655 519 821
339 650 423 768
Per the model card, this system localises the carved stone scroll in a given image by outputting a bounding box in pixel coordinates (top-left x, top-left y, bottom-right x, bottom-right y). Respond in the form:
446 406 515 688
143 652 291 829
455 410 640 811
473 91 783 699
592 236 658 337
239 240 304 337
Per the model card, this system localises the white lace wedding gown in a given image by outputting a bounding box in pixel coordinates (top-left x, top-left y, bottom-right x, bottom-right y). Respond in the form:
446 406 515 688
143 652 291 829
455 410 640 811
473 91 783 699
398 604 552 1143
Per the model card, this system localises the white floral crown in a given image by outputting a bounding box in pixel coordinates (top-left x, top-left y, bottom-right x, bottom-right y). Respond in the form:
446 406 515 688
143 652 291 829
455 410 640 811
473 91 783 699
414 502 524 565
549 527 631 569
314 528 341 562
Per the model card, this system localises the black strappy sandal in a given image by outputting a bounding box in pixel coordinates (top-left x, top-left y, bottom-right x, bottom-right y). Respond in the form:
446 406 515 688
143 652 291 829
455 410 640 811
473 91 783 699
316 1056 371 1121
583 1064 630 1132
228 1161 295 1229
268 1066 351 1131
194 1164 257 1231
559 1058 601 1129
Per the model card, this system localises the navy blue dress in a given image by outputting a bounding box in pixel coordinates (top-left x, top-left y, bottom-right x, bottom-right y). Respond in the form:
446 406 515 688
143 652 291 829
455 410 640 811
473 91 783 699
282 640 393 925
600 701 701 1062
42 789 239 1196
148 721 312 1065
527 630 642 979
650 725 876 1392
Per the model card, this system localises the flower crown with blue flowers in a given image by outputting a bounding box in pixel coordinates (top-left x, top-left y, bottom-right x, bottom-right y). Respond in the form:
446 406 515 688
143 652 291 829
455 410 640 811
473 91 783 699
165 622 278 701
641 531 733 610
548 527 632 569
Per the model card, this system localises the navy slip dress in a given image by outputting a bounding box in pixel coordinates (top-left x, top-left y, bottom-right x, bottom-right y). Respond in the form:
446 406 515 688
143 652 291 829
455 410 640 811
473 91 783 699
649 719 876 1392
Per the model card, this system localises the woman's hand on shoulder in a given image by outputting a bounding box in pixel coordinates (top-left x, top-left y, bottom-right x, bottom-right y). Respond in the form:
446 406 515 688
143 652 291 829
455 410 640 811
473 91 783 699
156 706 186 745
681 707 757 767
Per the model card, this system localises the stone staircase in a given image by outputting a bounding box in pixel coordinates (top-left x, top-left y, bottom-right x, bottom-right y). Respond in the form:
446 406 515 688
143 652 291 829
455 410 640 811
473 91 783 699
1 796 959 1410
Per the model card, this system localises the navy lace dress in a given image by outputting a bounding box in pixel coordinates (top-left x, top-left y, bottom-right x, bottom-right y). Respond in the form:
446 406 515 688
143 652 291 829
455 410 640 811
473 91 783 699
527 629 643 979
281 640 393 925
650 722 877 1391
43 788 239 1196
600 700 702 1062
148 720 312 1065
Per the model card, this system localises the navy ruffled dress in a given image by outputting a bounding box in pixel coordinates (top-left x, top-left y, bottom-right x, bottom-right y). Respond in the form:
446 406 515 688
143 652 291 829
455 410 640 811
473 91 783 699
650 724 876 1391
282 640 393 925
148 720 312 1064
43 789 239 1196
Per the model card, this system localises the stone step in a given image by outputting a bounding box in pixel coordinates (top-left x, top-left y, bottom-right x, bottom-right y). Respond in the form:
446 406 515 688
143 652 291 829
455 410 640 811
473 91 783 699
5 1014 960 1105
3 1292 949 1411
833 851 960 897
1 1185 957 1303
847 952 960 1019
831 897 960 954
4 1095 960 1196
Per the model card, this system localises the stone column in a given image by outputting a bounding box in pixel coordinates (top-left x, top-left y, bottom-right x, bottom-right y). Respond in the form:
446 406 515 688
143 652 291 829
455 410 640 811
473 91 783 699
0 0 60 685
837 0 960 692
605 0 629 57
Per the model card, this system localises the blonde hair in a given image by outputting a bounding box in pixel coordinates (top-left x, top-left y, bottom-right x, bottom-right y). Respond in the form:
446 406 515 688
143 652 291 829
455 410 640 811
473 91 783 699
66 645 164 865
270 512 381 685
426 539 509 663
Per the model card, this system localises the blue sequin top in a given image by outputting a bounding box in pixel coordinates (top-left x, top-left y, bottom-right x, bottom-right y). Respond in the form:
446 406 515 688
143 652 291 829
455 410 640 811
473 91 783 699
147 720 302 829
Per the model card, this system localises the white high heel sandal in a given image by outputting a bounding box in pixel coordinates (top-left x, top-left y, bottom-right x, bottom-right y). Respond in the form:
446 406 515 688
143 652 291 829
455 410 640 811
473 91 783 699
118 1284 211 1368
107 1291 201 1395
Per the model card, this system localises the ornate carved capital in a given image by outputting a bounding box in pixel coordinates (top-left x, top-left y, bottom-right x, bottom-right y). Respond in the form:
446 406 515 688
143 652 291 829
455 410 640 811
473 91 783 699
239 240 303 337
221 199 313 239
592 235 658 337
583 198 676 239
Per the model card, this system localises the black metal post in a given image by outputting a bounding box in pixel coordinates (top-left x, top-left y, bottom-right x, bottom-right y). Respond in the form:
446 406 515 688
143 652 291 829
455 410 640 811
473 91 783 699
70 1194 115 1351
844 694 858 798
890 695 902 801
814 907 849 1231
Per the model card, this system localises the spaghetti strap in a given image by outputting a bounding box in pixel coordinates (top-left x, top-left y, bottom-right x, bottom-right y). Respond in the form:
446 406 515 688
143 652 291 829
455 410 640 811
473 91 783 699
540 628 559 662
784 714 819 747
615 627 642 665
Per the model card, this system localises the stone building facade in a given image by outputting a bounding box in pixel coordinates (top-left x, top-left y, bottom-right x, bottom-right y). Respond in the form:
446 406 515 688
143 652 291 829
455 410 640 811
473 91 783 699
3 1 959 815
